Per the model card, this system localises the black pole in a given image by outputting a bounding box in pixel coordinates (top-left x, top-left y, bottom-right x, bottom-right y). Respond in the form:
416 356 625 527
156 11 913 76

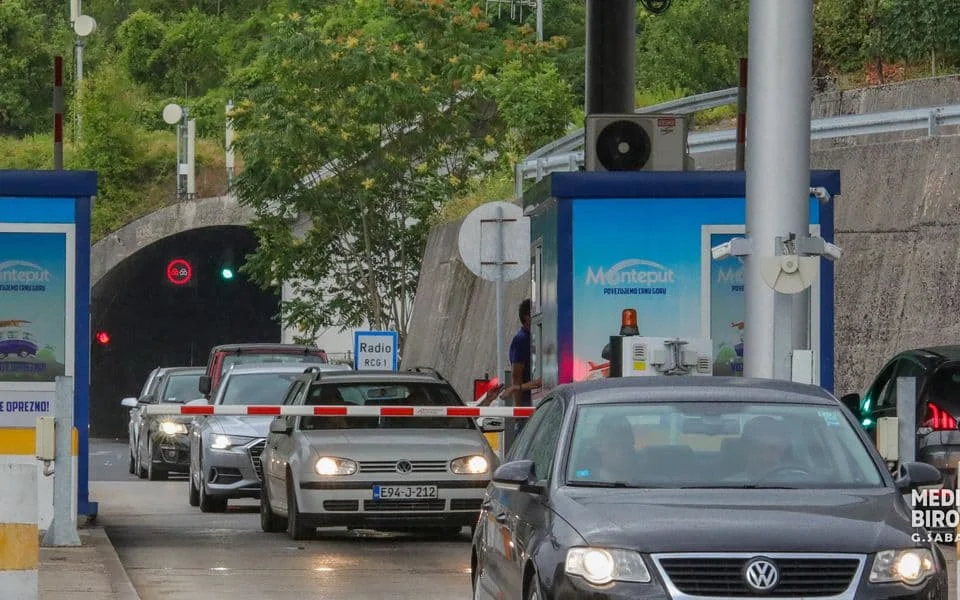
585 0 637 115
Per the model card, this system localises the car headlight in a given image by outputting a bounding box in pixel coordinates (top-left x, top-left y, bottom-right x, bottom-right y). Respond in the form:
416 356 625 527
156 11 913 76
869 549 937 586
451 455 489 474
159 421 188 436
565 547 651 585
315 456 358 476
209 434 250 450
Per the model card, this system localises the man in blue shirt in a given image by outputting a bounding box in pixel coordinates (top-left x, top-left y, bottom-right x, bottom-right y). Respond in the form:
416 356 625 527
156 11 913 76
505 299 541 435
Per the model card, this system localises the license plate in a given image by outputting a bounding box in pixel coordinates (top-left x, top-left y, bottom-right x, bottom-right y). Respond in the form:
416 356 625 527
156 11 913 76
372 484 439 500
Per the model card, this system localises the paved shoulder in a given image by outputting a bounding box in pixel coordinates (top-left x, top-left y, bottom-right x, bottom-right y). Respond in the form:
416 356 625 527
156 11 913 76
40 527 140 600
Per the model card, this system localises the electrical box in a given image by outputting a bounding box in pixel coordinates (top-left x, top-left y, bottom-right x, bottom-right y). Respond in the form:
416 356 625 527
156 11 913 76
36 416 55 461
619 336 713 377
876 417 899 462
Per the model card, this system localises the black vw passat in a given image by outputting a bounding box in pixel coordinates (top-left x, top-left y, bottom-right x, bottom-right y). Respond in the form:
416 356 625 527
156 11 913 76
471 376 949 600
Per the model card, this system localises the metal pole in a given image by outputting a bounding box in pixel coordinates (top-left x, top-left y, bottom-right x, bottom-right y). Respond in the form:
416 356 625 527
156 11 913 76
53 56 63 170
585 0 636 115
75 37 83 142
175 123 182 198
742 0 813 380
735 57 747 170
896 376 916 465
225 100 235 188
536 0 544 41
42 376 80 547
186 117 196 198
495 204 506 456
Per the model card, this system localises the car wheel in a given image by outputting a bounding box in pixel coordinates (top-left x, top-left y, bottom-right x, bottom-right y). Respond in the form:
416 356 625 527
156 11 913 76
198 458 227 513
128 450 135 474
260 480 287 533
472 559 483 600
136 443 147 479
188 461 200 507
147 440 167 481
525 569 544 600
286 474 313 540
17 350 29 358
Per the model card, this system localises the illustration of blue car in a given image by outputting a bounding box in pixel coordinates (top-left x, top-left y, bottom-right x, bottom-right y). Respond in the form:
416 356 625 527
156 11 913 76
0 321 39 359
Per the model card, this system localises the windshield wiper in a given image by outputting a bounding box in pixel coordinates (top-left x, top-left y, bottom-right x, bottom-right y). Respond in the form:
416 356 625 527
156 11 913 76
567 481 652 488
680 485 799 489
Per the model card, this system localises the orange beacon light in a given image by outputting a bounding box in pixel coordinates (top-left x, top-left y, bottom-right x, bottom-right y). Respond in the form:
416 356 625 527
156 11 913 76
619 309 639 336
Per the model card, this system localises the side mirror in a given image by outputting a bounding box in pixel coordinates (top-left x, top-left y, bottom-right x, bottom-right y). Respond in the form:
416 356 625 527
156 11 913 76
895 461 942 491
839 393 861 415
198 375 212 396
121 397 138 408
492 460 544 494
269 417 291 435
184 398 209 407
477 417 504 433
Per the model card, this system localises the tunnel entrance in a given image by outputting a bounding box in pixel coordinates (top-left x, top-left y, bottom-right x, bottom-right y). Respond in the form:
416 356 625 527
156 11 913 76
91 226 281 438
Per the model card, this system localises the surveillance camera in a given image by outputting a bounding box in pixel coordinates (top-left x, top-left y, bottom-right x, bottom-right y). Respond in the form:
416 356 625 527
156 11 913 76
711 241 732 261
823 241 842 261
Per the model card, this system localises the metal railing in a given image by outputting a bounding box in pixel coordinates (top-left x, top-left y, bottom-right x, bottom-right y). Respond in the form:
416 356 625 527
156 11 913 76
515 92 960 197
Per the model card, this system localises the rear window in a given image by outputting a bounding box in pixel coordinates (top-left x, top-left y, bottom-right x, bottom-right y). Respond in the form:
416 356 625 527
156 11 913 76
161 374 202 403
219 352 326 376
300 382 473 430
219 372 302 405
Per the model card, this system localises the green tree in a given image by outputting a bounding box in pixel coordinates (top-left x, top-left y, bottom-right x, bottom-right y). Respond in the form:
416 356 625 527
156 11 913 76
116 10 167 85
884 0 960 73
232 1 567 350
152 8 226 97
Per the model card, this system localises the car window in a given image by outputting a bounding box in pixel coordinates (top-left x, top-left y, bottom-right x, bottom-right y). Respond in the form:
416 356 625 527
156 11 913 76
300 382 474 430
220 352 326 376
218 372 303 405
140 369 160 397
505 398 555 462
516 399 564 481
160 374 202 403
878 360 924 412
565 401 884 489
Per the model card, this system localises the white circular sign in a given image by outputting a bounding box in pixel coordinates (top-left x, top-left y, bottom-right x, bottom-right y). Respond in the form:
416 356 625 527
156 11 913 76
162 103 183 125
73 14 97 37
457 201 530 282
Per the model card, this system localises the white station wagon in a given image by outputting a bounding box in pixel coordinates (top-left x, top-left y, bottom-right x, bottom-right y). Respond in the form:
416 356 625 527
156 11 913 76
259 368 502 540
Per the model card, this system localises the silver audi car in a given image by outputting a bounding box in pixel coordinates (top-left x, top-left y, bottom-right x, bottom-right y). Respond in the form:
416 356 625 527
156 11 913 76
259 368 501 540
187 362 351 512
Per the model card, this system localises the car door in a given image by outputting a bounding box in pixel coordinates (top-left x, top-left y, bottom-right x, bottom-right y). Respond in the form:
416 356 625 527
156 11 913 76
266 380 305 511
479 396 558 597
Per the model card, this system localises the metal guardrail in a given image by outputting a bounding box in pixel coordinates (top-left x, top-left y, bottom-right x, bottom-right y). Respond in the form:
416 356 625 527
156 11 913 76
516 102 960 192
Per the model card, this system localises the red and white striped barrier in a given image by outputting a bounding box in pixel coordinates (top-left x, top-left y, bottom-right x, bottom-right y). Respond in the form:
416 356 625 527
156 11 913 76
141 405 534 418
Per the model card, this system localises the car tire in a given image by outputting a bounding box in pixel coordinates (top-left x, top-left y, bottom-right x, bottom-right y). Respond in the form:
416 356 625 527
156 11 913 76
136 444 147 479
472 557 484 600
286 474 313 540
525 569 544 600
188 462 200 507
260 480 287 533
128 450 135 474
147 440 167 481
198 458 227 513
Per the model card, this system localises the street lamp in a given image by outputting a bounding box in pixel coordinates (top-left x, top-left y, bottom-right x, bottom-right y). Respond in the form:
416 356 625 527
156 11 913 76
162 103 196 200
71 10 96 142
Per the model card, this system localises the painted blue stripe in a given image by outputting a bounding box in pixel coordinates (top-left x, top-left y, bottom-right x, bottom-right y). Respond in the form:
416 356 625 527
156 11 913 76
74 196 97 518
0 170 97 197
819 193 836 394
549 170 842 199
0 198 77 223
557 200 574 384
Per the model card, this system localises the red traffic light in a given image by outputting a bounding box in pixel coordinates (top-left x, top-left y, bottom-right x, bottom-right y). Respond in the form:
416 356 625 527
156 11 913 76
95 331 110 345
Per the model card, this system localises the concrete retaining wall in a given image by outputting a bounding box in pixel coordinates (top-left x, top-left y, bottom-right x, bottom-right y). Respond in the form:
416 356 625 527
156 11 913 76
402 76 960 400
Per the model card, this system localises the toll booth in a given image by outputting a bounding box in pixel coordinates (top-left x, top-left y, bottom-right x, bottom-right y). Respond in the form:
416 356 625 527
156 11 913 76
523 170 841 404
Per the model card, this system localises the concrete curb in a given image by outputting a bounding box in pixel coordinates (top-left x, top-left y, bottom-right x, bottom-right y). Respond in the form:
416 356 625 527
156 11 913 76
88 528 141 600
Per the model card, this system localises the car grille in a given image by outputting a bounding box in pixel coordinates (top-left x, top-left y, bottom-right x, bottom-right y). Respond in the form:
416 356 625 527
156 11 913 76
324 500 359 512
358 460 448 473
655 555 861 597
363 499 446 511
248 440 266 481
450 499 483 511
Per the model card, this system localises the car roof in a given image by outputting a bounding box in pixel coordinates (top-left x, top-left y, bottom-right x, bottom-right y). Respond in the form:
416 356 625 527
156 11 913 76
898 345 960 362
211 343 324 352
304 369 448 385
157 367 205 376
555 376 838 406
225 362 348 375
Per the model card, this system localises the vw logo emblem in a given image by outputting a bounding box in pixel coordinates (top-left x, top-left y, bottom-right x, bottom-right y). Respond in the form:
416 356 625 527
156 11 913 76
395 460 412 474
743 558 779 591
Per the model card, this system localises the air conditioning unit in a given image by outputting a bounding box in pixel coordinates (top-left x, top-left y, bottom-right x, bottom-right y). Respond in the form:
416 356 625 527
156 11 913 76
585 114 689 172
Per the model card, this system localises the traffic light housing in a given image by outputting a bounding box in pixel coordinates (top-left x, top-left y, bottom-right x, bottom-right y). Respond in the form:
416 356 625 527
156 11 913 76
95 331 110 345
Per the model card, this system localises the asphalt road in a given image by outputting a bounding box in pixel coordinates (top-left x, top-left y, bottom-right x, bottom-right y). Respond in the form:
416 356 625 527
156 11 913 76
89 439 957 599
90 439 473 600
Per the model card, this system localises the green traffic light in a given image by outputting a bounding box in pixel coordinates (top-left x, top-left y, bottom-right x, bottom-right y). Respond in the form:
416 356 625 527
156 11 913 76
221 268 234 280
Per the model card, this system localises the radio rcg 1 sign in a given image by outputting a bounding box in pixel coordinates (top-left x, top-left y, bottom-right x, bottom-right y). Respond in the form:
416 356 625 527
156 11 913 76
353 330 399 371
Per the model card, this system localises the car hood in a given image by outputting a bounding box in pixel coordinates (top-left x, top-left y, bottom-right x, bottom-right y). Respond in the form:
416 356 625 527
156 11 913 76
298 428 493 460
554 488 918 553
210 416 272 438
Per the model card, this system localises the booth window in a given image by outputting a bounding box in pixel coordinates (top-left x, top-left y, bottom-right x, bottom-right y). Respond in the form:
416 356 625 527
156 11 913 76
531 240 542 315
531 316 542 381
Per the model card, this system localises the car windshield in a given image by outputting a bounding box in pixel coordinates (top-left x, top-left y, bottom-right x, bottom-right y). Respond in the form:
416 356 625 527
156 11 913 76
218 372 300 405
161 374 201 403
565 402 884 489
220 353 325 376
300 382 473 430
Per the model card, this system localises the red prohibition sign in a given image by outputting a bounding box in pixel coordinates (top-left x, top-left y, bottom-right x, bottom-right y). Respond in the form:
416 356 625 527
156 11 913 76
166 258 193 285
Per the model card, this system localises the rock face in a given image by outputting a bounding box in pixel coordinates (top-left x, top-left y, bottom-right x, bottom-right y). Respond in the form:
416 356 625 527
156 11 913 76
402 76 960 400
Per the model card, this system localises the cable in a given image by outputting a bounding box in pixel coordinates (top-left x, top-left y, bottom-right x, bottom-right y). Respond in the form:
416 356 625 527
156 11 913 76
639 0 672 14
